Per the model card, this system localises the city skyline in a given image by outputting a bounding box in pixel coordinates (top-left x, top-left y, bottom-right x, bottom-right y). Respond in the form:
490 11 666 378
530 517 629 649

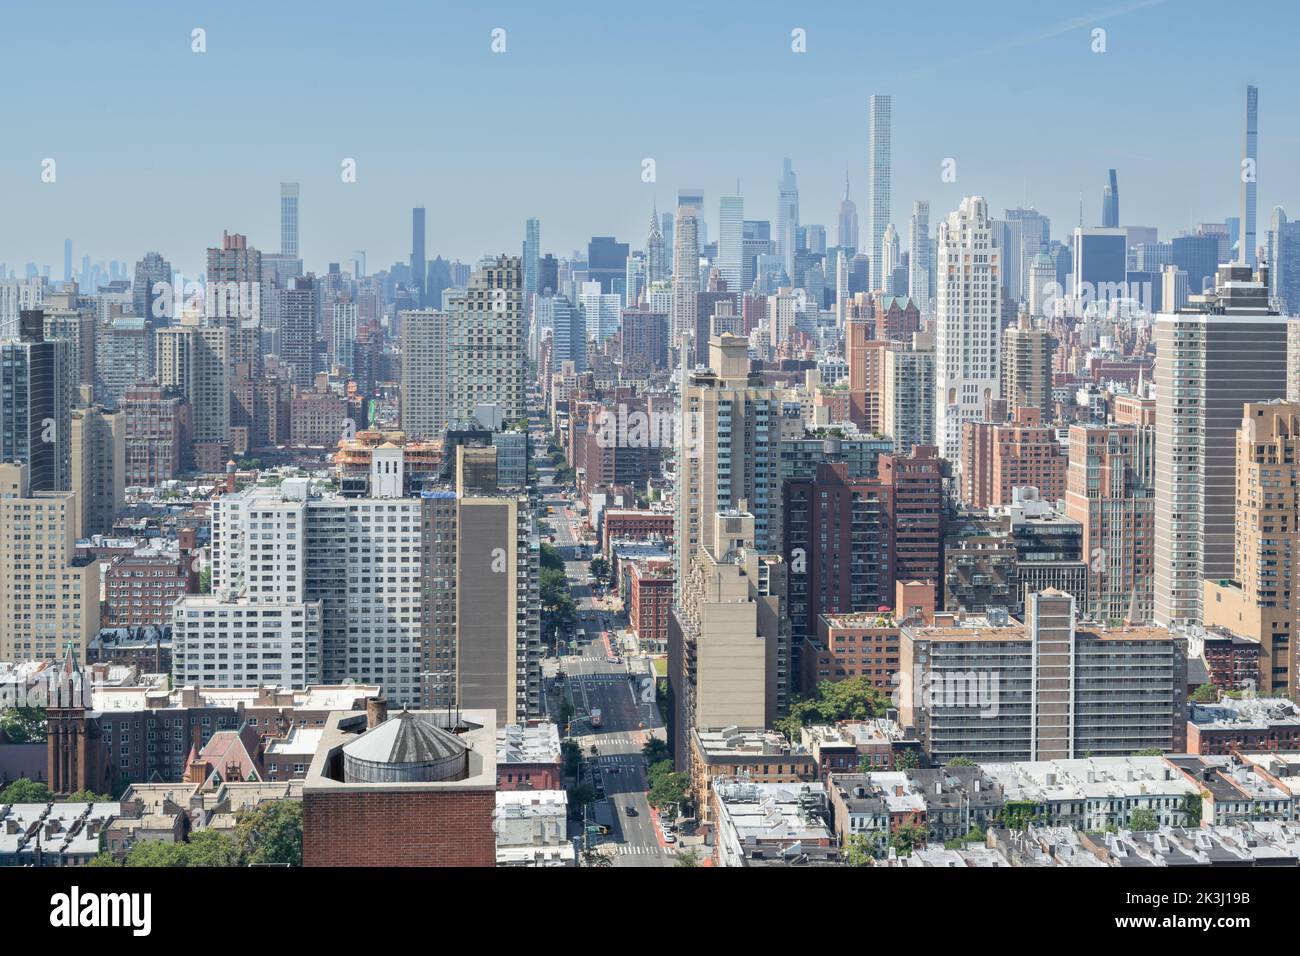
3 0 1297 276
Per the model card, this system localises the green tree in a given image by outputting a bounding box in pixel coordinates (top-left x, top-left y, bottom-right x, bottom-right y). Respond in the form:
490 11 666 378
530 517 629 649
539 543 565 572
1131 747 1164 757
0 706 46 744
889 823 924 857
1182 792 1204 827
84 852 122 867
0 778 51 803
647 760 689 817
893 750 921 770
674 848 702 867
185 829 241 867
998 801 1042 831
199 568 212 594
561 740 581 776
1191 683 1218 704
588 556 611 582
843 832 876 866
944 825 986 849
66 789 112 803
235 800 303 866
946 756 975 767
642 738 670 764
775 677 889 742
1128 807 1159 832
567 783 594 810
124 840 191 867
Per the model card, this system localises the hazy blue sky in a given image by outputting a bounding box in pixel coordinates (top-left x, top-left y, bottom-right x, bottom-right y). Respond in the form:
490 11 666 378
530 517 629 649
3 0 1298 278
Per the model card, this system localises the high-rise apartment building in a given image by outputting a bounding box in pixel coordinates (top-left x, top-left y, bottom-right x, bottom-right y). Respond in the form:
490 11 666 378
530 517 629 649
445 255 526 426
1203 400 1300 696
523 218 540 301
675 335 782 591
280 183 300 258
0 462 98 664
1 310 74 492
411 207 426 307
70 400 124 539
935 197 1002 463
900 590 1186 763
867 94 892 292
668 510 790 765
1065 421 1156 625
882 342 936 454
275 277 317 389
908 201 930 316
777 160 799 281
1240 86 1258 267
132 252 172 324
672 203 701 349
1001 313 1053 419
400 308 450 440
122 382 189 487
1154 263 1288 626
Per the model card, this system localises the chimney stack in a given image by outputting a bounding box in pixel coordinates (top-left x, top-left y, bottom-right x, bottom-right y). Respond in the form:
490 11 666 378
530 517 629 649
366 695 389 729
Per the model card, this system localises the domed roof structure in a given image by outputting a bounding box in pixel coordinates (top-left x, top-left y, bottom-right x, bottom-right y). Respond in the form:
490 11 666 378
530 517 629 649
342 710 470 783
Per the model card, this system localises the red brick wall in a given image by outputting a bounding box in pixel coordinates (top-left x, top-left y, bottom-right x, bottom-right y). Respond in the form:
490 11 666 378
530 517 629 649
304 789 496 866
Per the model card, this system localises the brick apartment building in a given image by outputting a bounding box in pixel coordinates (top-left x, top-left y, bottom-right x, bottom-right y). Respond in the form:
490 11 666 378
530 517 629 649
303 704 497 867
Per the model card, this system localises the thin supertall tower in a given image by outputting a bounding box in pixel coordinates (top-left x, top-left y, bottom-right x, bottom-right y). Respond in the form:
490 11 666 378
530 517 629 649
1241 85 1259 266
868 94 892 291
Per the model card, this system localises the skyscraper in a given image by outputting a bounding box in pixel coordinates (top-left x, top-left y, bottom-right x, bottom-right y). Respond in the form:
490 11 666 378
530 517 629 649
1102 169 1119 228
935 197 1002 463
280 182 300 258
1269 207 1300 313
837 172 859 252
776 159 799 280
672 198 701 348
868 94 892 291
881 224 900 295
718 194 744 299
1153 263 1288 626
646 204 667 286
587 236 629 294
1241 85 1259 266
276 277 317 389
523 218 540 301
445 255 525 425
908 201 931 316
132 252 172 324
411 206 426 307
0 311 74 492
400 308 450 439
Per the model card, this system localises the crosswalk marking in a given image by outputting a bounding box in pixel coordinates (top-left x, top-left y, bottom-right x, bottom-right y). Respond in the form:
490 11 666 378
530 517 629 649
615 844 663 855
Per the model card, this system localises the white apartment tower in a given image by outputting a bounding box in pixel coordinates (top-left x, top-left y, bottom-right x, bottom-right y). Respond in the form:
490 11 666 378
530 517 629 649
935 196 1002 463
672 206 701 350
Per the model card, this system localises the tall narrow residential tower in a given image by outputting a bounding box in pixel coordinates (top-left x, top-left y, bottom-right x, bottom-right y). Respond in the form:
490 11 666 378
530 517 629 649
868 94 892 291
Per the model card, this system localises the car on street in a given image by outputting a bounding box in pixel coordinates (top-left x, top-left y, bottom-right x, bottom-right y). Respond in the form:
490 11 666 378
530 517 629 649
663 831 676 844
624 805 637 816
